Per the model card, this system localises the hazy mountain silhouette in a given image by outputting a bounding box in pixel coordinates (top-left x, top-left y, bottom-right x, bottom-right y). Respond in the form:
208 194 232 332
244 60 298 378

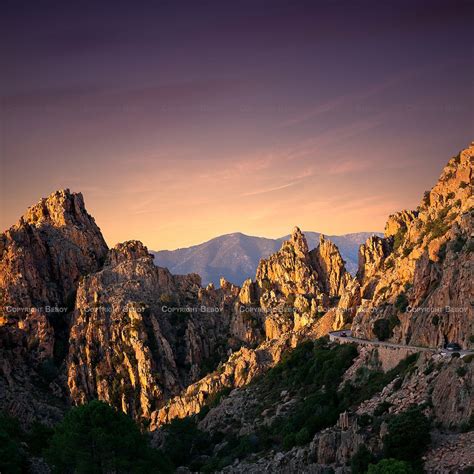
152 231 382 286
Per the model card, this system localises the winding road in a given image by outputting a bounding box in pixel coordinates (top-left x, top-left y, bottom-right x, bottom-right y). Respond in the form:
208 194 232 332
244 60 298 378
329 330 473 358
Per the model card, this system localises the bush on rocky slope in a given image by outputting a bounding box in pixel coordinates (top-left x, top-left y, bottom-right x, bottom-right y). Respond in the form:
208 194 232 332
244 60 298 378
383 406 431 470
0 412 28 473
0 402 172 474
156 340 424 471
46 401 171 473
367 458 415 473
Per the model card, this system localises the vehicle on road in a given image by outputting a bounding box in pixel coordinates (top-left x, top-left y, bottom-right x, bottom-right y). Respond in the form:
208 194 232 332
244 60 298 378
445 342 462 351
340 332 347 337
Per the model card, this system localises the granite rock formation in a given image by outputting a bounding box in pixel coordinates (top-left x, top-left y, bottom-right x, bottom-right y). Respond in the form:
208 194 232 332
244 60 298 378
0 189 108 426
352 144 473 348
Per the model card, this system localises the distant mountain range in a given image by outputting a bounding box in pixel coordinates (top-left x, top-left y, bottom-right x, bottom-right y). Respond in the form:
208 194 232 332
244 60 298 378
152 231 383 286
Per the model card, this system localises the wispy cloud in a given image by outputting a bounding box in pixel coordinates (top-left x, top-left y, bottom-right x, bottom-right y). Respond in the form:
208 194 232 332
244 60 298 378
241 181 298 197
327 158 372 175
279 67 426 129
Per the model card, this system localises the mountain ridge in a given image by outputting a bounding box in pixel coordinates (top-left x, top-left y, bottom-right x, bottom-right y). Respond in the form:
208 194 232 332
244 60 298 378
152 230 383 286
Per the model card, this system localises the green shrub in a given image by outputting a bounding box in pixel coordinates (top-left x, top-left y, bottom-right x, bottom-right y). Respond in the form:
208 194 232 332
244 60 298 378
468 239 474 253
383 407 430 467
161 416 212 468
295 427 311 445
351 445 375 474
437 243 447 261
27 421 54 457
374 401 392 416
283 433 296 450
339 354 418 414
424 207 452 240
368 458 415 473
373 319 392 341
38 358 60 383
393 228 407 251
357 413 373 427
452 235 466 253
456 366 467 377
389 314 400 330
402 245 413 258
394 293 409 313
0 412 27 474
260 339 357 451
45 400 171 473
286 294 296 307
423 363 434 376
207 386 232 408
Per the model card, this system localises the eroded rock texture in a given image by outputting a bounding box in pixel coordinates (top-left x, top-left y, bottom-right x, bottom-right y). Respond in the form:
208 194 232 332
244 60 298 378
0 189 108 426
353 144 473 348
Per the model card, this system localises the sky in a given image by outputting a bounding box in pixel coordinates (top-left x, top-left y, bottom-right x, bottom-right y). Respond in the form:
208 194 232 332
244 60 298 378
1 0 473 250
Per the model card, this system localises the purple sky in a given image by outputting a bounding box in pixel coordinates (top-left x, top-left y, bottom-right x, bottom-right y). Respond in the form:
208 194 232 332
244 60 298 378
1 0 473 249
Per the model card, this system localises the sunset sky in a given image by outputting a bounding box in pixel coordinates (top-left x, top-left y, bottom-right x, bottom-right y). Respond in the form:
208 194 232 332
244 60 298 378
1 0 472 250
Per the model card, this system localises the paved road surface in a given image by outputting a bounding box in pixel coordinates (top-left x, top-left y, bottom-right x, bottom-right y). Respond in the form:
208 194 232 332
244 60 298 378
329 330 473 358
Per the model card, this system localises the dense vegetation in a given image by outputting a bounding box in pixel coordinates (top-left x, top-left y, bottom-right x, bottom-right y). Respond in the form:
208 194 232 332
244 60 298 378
350 405 430 473
367 458 415 473
0 340 428 473
159 339 421 471
382 407 430 471
0 402 172 474
156 338 360 471
0 412 28 473
257 338 358 449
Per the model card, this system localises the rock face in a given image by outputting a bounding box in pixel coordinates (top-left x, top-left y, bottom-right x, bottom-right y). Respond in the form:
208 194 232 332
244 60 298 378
255 227 321 298
357 235 393 297
384 210 418 238
0 189 108 426
311 234 352 297
352 144 473 348
66 240 253 422
0 189 108 311
0 191 354 428
151 336 294 429
0 308 65 427
253 227 352 338
145 230 356 427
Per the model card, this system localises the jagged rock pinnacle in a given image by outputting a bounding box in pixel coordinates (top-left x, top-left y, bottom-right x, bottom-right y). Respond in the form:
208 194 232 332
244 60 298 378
105 240 152 267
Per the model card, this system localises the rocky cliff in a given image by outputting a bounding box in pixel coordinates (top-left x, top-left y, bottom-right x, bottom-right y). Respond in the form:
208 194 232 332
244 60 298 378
0 189 108 311
0 189 108 426
311 234 352 297
254 227 352 338
67 240 251 422
352 144 473 348
204 349 473 474
149 229 355 427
